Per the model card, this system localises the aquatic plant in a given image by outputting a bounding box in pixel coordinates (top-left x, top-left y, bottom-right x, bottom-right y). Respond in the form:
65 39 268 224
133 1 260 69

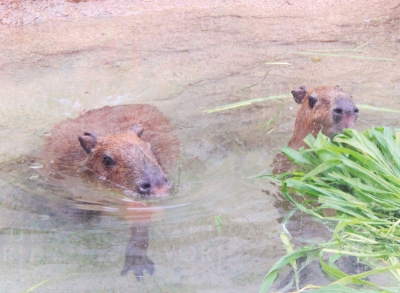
260 127 400 293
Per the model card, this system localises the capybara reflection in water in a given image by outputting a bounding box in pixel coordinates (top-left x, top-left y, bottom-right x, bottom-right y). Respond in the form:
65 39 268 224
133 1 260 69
42 104 179 197
273 86 359 173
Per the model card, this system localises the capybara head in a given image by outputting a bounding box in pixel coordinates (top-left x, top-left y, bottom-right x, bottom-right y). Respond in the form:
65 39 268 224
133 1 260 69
78 125 170 197
288 85 359 149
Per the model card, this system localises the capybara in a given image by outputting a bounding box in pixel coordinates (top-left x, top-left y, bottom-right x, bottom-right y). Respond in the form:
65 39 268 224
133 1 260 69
42 104 179 197
273 86 359 173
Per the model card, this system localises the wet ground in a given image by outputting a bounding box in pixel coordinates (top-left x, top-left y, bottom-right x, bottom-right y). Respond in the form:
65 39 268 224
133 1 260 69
0 1 400 292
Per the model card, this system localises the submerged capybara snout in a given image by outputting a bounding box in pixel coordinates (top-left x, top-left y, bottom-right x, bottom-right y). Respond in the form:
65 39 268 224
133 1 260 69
79 125 170 197
136 163 170 196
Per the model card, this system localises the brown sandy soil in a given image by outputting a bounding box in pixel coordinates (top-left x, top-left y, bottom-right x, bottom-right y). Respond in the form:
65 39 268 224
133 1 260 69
1 0 399 29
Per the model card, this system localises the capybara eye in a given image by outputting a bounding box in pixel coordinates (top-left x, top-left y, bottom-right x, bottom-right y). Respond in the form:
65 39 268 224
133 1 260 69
102 155 115 167
308 96 318 109
334 108 343 115
354 108 359 114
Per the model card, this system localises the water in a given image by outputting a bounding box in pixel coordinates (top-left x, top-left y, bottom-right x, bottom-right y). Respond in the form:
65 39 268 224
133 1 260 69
0 2 399 292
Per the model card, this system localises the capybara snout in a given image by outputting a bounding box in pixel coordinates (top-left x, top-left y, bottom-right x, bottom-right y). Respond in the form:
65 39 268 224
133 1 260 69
79 125 170 197
332 97 359 131
136 164 170 196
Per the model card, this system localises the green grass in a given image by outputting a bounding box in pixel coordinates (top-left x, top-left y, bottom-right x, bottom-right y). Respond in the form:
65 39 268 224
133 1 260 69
23 280 48 293
289 51 394 61
289 42 393 61
259 127 400 293
203 94 291 113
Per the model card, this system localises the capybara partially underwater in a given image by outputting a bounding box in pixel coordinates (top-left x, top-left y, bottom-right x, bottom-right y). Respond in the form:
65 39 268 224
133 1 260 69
273 86 359 173
288 85 359 148
41 104 179 197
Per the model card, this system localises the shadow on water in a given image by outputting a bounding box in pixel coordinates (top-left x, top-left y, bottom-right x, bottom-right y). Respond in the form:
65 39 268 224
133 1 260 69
1 1 400 292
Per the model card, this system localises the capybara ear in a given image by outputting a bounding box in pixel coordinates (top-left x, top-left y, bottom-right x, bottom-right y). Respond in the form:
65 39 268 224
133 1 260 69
78 132 98 154
131 124 144 137
308 94 318 109
291 86 307 104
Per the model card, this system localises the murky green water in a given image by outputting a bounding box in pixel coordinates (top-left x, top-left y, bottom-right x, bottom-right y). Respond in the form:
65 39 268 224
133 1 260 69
0 3 399 292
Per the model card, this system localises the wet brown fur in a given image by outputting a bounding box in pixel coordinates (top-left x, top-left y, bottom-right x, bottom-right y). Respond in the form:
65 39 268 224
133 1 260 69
273 86 358 174
42 104 179 196
288 86 358 149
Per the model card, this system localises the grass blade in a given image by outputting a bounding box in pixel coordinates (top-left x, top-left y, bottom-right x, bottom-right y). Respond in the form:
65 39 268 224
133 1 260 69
203 94 291 113
290 51 394 61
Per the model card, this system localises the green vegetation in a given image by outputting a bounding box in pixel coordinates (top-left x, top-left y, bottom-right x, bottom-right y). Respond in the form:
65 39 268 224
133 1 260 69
259 127 400 293
215 214 223 234
290 42 394 61
23 280 48 293
290 51 394 61
203 94 291 113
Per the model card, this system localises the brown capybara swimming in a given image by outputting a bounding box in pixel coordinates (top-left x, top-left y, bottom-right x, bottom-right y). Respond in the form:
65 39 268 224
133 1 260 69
273 86 359 173
42 104 179 197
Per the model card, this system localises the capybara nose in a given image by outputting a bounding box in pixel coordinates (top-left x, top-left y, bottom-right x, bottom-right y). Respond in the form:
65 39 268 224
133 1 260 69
159 175 169 185
152 175 170 195
333 106 359 116
137 180 152 195
334 98 359 116
137 175 170 196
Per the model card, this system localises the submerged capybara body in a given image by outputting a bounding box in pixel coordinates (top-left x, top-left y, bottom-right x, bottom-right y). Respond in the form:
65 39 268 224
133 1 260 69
42 104 179 197
273 86 359 173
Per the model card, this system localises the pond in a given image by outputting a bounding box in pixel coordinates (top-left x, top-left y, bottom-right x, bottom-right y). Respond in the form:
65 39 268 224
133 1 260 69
0 1 399 292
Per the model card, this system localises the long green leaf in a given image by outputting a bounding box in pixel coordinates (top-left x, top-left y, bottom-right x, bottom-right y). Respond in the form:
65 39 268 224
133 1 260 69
203 94 291 113
302 159 342 181
259 246 321 293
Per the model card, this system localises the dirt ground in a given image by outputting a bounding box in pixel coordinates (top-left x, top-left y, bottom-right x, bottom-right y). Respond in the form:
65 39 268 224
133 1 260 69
1 0 399 30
